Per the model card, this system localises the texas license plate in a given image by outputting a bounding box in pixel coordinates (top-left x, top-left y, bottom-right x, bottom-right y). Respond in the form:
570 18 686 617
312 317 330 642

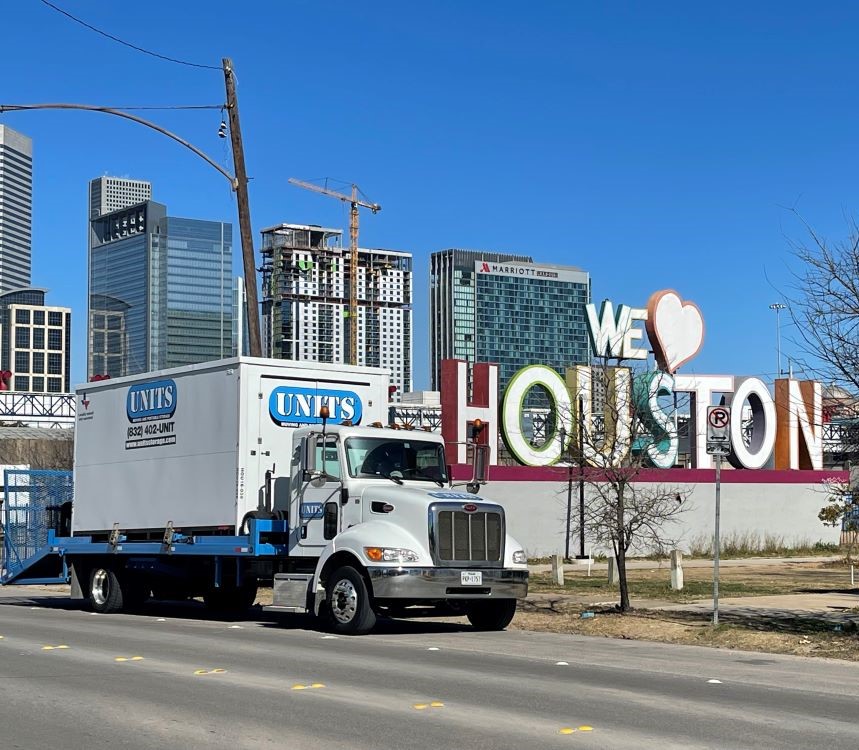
461 571 482 586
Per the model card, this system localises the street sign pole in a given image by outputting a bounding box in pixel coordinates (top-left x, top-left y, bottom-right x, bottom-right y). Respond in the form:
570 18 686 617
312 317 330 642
705 405 730 628
713 453 721 626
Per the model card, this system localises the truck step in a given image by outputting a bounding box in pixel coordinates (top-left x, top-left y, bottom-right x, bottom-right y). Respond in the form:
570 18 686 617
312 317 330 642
271 573 313 613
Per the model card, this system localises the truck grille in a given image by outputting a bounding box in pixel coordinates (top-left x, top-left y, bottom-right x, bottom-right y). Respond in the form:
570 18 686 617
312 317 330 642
429 503 504 566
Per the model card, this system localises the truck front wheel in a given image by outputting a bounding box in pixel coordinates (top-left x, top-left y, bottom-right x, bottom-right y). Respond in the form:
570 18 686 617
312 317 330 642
466 599 517 631
88 567 125 614
325 566 376 635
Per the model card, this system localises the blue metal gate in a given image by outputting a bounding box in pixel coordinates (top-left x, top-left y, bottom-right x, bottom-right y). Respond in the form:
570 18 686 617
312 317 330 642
1 469 73 584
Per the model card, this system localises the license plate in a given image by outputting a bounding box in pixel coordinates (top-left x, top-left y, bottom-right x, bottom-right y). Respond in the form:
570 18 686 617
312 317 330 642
461 571 482 586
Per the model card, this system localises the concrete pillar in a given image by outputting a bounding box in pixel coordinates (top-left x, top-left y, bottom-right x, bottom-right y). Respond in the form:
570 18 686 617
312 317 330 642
607 556 619 586
670 549 684 591
551 554 564 586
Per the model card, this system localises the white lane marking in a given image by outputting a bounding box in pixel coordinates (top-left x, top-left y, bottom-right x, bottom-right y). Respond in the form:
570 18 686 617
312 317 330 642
707 679 723 684
321 635 338 639
556 661 569 666
427 647 440 651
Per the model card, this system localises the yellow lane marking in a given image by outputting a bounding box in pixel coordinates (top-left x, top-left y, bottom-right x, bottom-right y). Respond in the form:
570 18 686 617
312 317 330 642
42 645 69 651
430 701 444 708
293 682 326 690
413 701 444 710
413 704 429 710
559 728 576 735
194 668 227 676
291 684 307 690
115 656 144 662
310 683 326 689
578 726 593 732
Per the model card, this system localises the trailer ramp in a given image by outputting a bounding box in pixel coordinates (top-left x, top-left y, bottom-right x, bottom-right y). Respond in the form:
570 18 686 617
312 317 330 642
1 469 72 585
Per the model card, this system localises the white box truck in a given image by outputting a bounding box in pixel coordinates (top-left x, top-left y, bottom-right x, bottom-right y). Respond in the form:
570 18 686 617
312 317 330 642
2 357 528 634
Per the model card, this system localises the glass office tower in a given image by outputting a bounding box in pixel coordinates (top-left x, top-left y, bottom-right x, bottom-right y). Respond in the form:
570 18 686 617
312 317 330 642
430 249 591 392
88 200 232 378
0 125 33 293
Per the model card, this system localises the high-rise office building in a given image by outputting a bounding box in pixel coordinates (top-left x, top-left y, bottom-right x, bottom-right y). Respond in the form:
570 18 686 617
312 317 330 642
89 176 151 218
430 249 591 391
261 223 413 396
0 288 71 393
88 199 233 378
0 125 33 293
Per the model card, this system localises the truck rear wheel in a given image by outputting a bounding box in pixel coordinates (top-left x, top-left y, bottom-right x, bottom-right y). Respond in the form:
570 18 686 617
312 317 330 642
88 567 125 614
466 599 517 631
326 566 376 635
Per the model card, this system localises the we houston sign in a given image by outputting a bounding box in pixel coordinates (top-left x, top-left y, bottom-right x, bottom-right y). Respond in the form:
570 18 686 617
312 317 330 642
440 290 821 471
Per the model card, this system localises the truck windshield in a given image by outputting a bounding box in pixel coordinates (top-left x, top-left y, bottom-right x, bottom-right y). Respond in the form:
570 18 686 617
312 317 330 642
345 437 448 484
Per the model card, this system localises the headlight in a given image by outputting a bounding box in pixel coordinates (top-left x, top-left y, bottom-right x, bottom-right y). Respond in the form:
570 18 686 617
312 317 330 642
512 550 527 564
364 547 419 563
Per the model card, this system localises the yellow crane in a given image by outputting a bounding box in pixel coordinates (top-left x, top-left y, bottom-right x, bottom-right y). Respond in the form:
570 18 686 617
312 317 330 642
288 178 381 366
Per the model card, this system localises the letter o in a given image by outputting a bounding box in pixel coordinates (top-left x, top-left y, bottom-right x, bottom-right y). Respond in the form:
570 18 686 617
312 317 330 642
727 377 776 470
501 365 572 466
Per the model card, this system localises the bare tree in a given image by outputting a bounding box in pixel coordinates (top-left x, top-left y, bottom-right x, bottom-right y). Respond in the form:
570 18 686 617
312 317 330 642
786 215 859 463
563 364 689 612
788 215 859 396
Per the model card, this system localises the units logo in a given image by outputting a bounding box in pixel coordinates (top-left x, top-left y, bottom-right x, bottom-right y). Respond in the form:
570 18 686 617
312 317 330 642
269 386 363 426
125 379 177 451
126 379 177 423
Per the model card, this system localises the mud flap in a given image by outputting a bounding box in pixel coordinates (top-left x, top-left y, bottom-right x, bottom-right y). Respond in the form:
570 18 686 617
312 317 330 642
69 563 85 600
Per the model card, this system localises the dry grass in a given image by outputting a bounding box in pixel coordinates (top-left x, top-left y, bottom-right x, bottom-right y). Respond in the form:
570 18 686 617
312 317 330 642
511 608 859 661
513 558 859 660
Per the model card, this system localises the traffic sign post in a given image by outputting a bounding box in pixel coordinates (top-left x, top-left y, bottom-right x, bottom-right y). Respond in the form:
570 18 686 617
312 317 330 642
705 406 730 627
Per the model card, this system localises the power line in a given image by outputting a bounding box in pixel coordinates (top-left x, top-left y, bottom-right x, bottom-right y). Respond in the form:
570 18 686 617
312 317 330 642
38 0 221 70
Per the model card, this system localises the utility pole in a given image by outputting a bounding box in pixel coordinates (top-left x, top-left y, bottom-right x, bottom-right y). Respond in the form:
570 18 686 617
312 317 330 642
578 394 586 559
223 57 262 358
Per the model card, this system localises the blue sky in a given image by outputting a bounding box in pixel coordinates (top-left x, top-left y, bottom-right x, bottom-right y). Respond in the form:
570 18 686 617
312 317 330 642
4 1 859 389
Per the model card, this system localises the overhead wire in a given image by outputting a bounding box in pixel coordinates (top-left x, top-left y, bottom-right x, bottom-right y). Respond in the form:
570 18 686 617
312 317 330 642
38 0 221 70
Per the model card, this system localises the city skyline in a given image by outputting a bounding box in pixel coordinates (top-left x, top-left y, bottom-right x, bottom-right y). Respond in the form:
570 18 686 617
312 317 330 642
5 3 854 392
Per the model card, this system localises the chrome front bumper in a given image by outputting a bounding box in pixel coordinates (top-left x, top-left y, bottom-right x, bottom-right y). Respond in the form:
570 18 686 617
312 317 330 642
367 566 528 600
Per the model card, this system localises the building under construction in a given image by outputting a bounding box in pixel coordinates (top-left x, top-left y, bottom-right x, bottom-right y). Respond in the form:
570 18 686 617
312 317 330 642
260 223 412 396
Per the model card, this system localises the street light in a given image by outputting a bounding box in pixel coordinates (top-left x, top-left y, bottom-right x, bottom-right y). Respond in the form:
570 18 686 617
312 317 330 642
769 303 787 377
558 424 573 561
0 57 262 358
558 394 588 562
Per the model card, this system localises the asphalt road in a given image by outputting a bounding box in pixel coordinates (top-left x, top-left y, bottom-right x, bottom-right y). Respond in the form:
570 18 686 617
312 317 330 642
0 586 856 750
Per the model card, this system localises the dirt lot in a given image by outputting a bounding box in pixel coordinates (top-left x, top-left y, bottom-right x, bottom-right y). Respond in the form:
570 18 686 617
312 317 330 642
513 558 859 660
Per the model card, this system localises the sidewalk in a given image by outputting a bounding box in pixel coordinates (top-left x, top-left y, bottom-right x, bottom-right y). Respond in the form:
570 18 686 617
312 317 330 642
528 555 843 574
524 555 859 626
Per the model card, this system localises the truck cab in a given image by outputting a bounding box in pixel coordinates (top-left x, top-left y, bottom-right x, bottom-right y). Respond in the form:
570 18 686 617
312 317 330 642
272 423 529 634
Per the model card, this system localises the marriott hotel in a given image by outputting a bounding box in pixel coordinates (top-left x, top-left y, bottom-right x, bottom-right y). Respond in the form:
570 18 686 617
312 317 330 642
429 249 591 391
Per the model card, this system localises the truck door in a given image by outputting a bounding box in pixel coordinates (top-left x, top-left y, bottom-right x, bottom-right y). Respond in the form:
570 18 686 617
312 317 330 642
293 434 342 556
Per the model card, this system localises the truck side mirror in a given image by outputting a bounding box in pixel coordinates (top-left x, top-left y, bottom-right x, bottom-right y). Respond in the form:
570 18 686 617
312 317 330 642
302 436 317 481
471 444 490 490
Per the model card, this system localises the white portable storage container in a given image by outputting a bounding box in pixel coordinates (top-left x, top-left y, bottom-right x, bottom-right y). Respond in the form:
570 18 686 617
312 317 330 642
72 357 389 535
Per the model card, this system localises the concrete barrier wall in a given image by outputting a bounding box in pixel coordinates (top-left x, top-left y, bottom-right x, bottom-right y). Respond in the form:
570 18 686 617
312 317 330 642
458 467 846 557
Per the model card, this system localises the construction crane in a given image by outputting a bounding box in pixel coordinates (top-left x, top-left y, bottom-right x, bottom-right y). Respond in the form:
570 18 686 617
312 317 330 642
288 178 381 366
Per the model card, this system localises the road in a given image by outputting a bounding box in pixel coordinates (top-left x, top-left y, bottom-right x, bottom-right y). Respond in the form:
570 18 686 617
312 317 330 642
0 586 856 750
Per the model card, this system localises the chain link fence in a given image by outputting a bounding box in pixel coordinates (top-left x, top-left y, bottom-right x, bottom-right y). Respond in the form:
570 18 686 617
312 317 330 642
1 469 73 582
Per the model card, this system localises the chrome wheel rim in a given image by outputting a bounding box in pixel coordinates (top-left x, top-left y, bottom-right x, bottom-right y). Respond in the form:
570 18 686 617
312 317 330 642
91 569 108 606
330 579 358 624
